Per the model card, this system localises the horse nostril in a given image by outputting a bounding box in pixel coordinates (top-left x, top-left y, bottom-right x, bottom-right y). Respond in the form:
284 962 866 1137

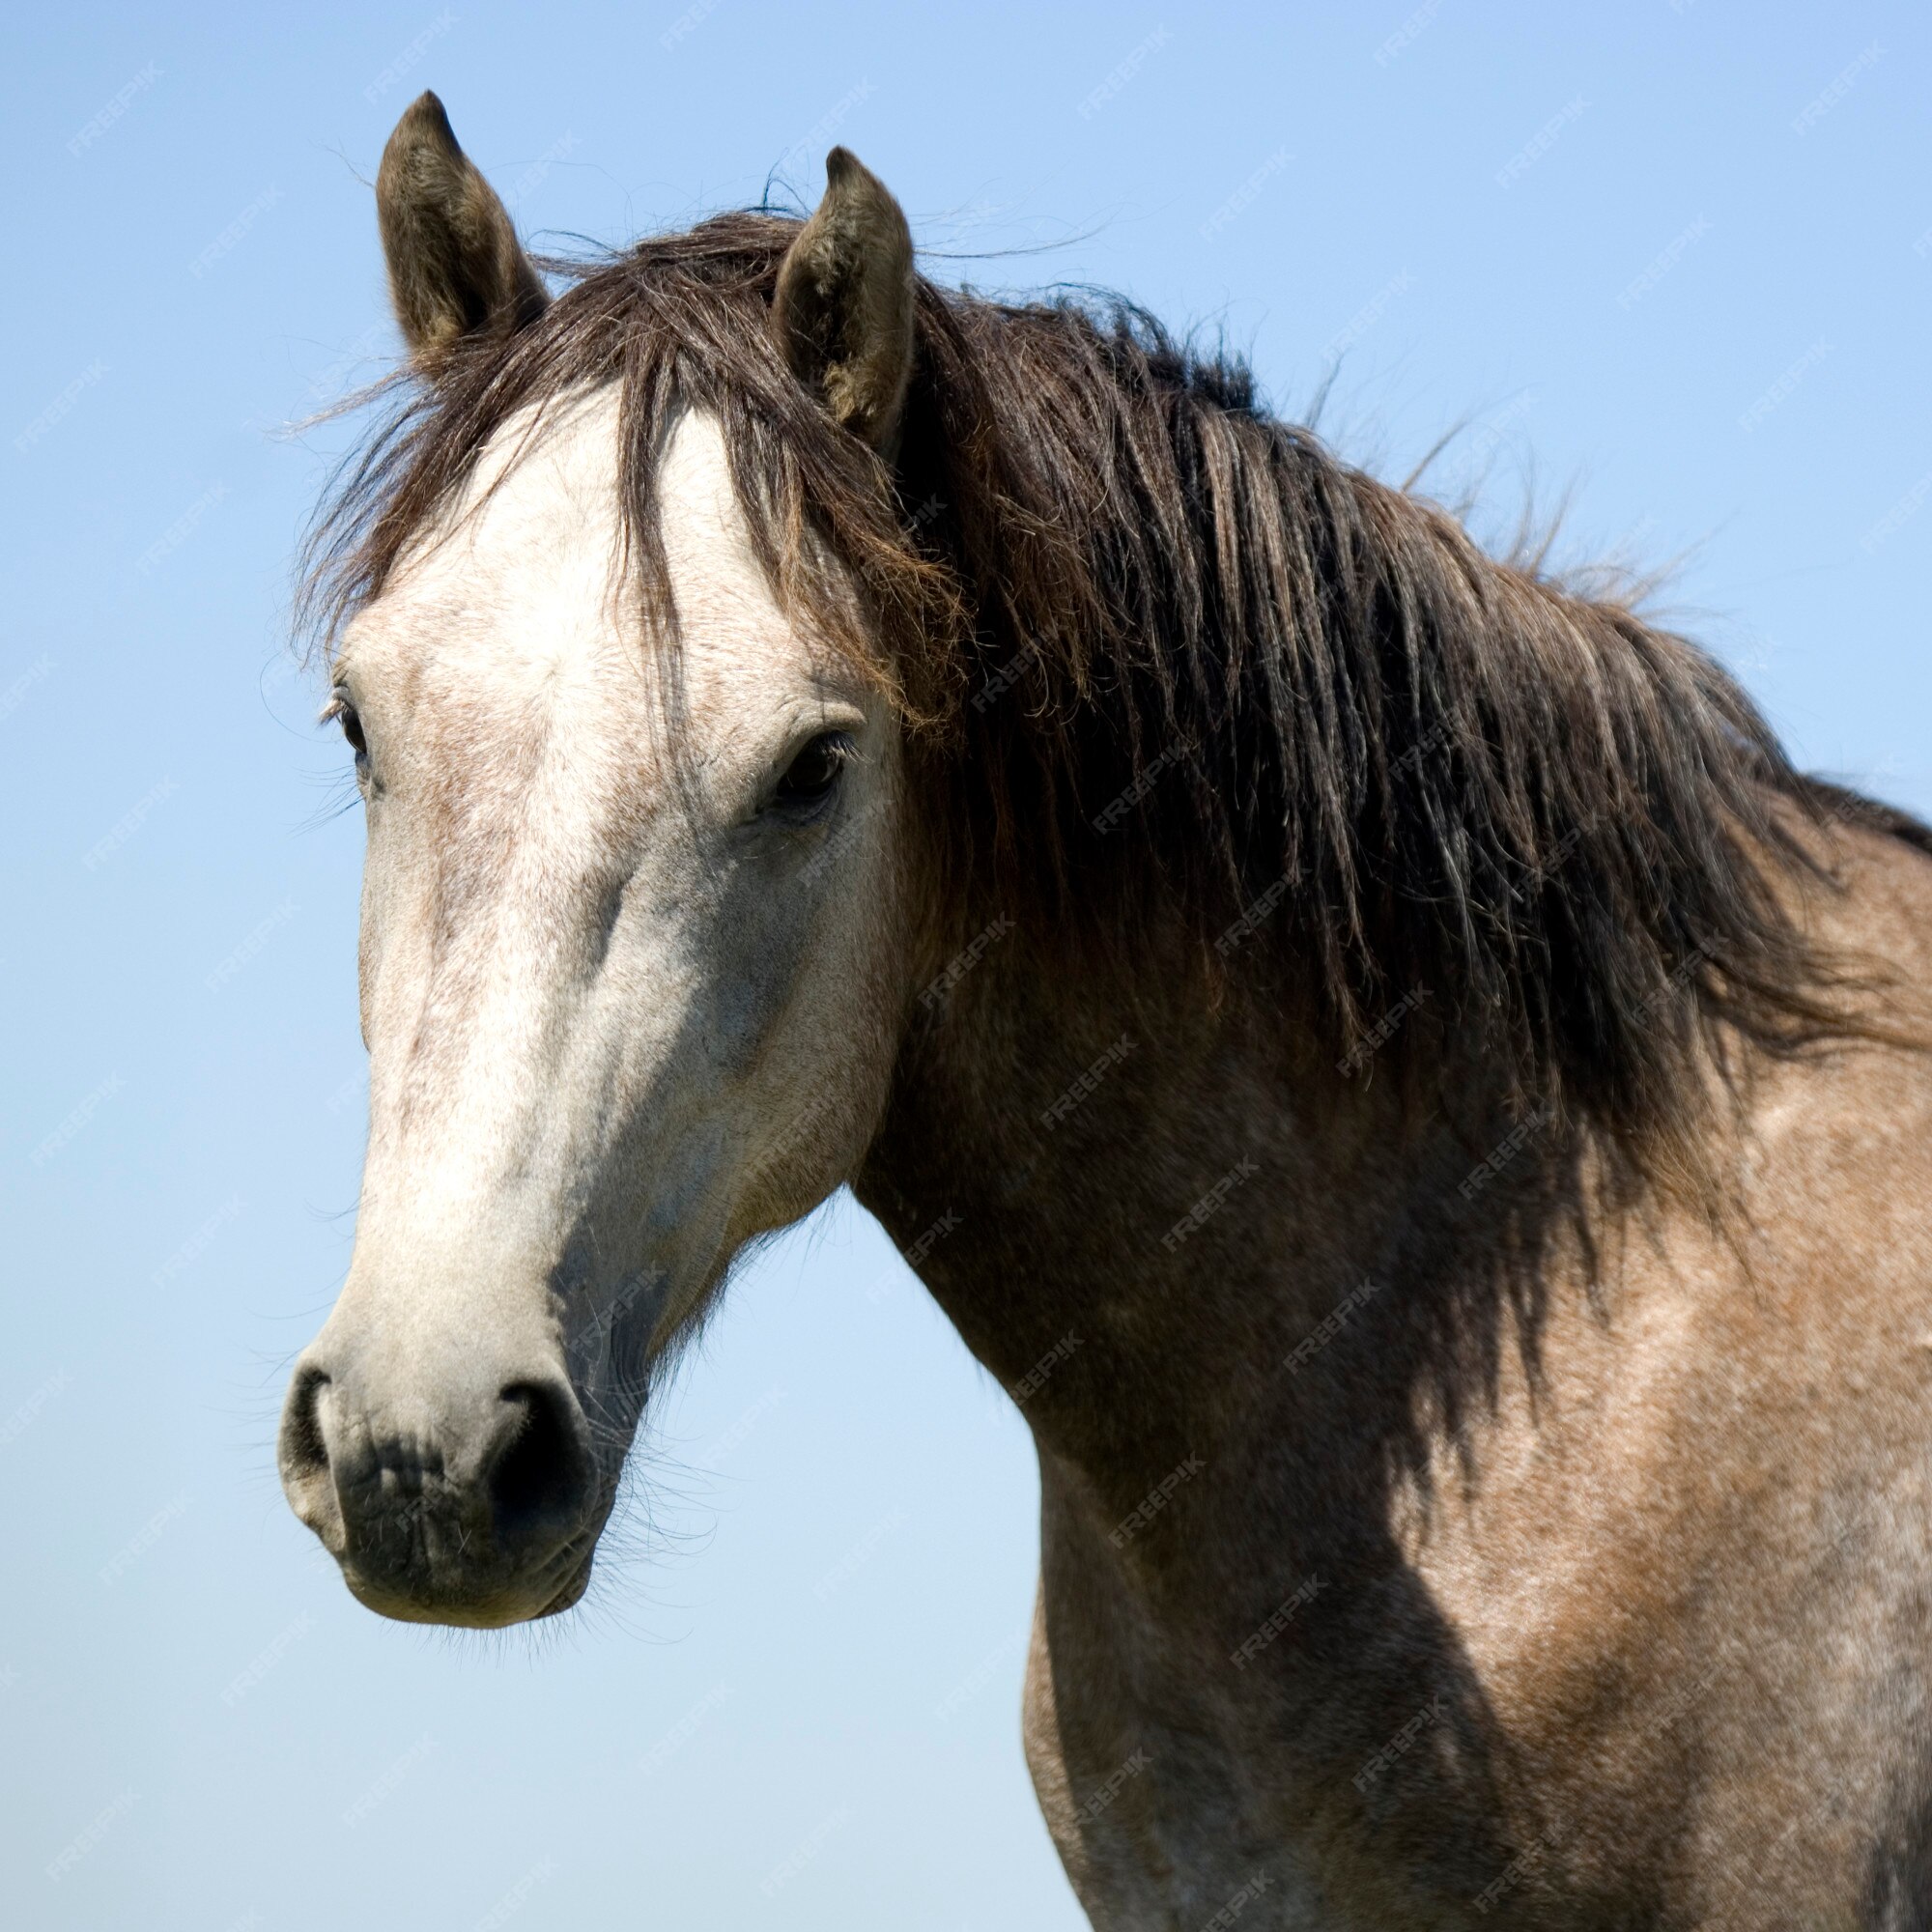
485 1380 595 1558
277 1364 345 1551
280 1367 331 1479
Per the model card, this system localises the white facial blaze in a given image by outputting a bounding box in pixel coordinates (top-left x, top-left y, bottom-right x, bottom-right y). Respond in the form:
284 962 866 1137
326 388 907 1421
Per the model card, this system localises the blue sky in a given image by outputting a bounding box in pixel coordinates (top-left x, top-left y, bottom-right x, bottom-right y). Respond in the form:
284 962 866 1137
2 5 1926 1926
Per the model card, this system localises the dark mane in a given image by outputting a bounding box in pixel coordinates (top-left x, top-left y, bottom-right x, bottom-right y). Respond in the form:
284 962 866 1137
302 210 1924 1174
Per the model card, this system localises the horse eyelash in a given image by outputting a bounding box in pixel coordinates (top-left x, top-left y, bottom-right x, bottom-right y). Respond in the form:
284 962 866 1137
784 730 858 779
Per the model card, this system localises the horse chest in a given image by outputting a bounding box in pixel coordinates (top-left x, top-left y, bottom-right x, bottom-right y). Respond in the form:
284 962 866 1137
1022 1579 1520 1929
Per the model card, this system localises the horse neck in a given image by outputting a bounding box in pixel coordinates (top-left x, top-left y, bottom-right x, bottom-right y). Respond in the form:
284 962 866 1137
855 932 1548 1530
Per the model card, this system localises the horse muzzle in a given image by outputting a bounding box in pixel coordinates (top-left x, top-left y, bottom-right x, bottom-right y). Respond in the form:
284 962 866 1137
277 1341 603 1628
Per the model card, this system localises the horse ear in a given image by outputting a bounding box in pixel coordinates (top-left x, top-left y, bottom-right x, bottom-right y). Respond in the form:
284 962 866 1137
772 148 916 457
376 92 548 368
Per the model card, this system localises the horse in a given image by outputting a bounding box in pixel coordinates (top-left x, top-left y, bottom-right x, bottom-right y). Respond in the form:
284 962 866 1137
279 92 1932 1928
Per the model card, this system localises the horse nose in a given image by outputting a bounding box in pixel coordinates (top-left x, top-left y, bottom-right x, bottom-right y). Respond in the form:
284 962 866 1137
481 1379 599 1549
277 1352 598 1625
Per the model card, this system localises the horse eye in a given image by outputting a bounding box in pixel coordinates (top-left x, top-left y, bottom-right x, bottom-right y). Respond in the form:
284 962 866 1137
328 687 367 760
773 731 852 813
